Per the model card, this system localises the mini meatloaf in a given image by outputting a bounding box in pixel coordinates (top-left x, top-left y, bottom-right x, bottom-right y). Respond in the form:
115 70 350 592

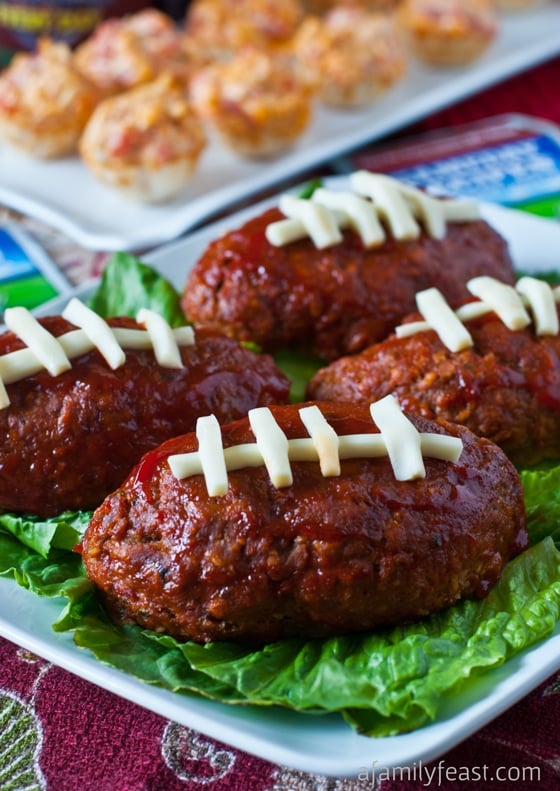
81 401 527 644
181 207 514 361
306 306 560 466
0 315 290 517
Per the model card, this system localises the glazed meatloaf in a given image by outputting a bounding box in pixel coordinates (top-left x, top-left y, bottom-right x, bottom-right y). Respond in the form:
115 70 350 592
81 401 527 644
181 183 514 361
0 311 290 517
307 281 560 466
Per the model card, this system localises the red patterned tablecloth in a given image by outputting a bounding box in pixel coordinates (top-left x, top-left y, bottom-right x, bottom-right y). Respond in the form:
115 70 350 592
1 55 560 791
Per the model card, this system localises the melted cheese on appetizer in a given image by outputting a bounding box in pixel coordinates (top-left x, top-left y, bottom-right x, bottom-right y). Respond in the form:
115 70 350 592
79 72 206 203
168 395 464 492
0 38 99 158
294 7 407 108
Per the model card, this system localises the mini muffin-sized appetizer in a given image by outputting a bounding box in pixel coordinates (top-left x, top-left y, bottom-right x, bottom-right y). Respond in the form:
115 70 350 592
294 7 407 108
0 300 290 517
301 1 400 12
182 171 515 360
189 47 314 158
184 0 304 63
307 276 560 466
397 0 498 66
74 8 192 97
79 73 206 203
82 397 527 643
0 38 99 159
492 0 546 9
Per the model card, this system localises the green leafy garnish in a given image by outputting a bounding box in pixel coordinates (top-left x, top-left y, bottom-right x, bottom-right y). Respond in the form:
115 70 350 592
273 349 324 402
88 252 185 326
0 510 92 557
297 178 323 199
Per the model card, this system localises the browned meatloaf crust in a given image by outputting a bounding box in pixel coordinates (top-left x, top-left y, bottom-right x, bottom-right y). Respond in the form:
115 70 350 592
306 309 560 466
81 401 527 644
0 315 290 517
181 207 515 361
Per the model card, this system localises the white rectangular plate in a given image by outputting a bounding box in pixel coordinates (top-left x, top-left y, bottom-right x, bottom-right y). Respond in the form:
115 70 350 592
1 3 560 252
2 187 560 777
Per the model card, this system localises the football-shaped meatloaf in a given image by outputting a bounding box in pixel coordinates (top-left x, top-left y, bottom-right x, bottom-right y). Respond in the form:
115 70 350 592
0 302 290 516
82 398 527 644
181 171 515 361
307 276 560 466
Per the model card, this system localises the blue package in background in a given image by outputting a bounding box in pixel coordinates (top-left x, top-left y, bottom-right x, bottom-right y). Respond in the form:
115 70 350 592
0 225 71 316
343 114 560 219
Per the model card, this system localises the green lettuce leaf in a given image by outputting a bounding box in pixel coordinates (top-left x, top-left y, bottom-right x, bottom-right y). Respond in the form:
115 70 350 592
520 464 560 547
88 252 185 326
273 349 324 403
0 510 91 558
0 532 91 617
0 507 558 737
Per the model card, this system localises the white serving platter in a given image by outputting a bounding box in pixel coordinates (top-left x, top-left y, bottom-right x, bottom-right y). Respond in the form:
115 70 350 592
1 187 560 777
1 3 560 252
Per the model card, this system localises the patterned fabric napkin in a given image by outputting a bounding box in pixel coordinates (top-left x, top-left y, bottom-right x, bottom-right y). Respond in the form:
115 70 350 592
1 637 559 790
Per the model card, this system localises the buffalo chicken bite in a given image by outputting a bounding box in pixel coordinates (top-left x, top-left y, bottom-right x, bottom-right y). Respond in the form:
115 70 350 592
0 39 99 159
181 172 515 361
184 0 304 63
82 398 527 644
293 7 407 108
79 73 206 204
308 276 560 465
74 8 192 97
189 47 314 159
0 301 290 517
397 0 498 67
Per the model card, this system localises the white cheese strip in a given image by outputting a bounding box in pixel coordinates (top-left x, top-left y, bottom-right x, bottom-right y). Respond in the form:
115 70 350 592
278 195 343 249
350 171 421 240
438 197 480 223
400 185 480 239
394 320 431 339
299 404 340 476
395 299 495 342
369 394 425 480
516 276 559 336
311 188 386 248
400 185 446 239
420 433 463 462
454 300 494 323
0 379 9 409
169 442 265 479
249 407 293 488
0 324 195 409
0 329 90 386
136 308 183 369
265 217 308 247
268 171 479 250
196 415 228 496
112 326 195 349
168 429 463 488
0 328 193 384
416 287 473 352
62 298 125 370
396 277 560 349
467 276 531 330
4 307 71 377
